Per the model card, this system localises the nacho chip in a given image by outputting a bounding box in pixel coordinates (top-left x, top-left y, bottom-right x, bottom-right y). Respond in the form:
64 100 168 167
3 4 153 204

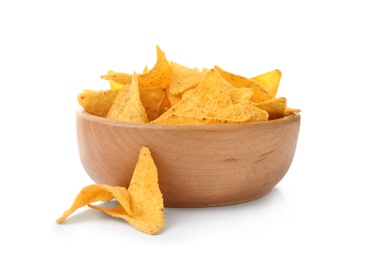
101 70 132 86
100 45 170 89
107 73 148 123
248 106 269 122
214 65 273 103
152 113 248 125
158 93 172 116
228 87 254 105
138 45 170 88
167 69 232 117
166 91 182 107
253 97 288 120
139 86 167 121
252 69 282 98
77 88 120 117
80 46 300 125
107 70 126 89
152 69 259 125
155 69 232 121
56 147 165 235
55 184 131 224
169 61 206 95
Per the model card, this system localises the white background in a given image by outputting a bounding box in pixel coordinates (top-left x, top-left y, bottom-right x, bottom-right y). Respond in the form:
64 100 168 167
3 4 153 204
1 0 369 259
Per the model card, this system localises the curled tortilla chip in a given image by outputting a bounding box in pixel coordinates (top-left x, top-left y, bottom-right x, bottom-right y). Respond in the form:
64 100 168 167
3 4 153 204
56 147 165 235
55 184 131 224
214 65 272 103
77 88 120 117
252 69 282 98
100 45 170 89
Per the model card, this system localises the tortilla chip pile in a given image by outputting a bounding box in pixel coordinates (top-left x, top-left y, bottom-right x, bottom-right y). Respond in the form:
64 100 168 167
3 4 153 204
78 45 300 125
56 147 165 235
59 46 301 235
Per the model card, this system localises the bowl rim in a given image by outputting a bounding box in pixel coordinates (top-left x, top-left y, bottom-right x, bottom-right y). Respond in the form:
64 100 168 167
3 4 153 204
76 108 300 130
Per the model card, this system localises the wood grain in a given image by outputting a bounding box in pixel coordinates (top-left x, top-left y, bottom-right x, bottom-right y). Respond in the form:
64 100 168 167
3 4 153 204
76 110 301 207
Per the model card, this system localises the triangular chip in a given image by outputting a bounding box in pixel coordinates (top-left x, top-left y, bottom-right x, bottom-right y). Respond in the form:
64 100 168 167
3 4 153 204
228 87 254 105
150 113 249 125
169 61 206 95
139 86 166 121
77 88 120 117
154 69 232 121
138 45 170 88
248 106 269 122
100 45 170 89
107 73 149 123
107 70 127 89
55 184 131 224
214 65 273 103
253 97 288 120
254 97 301 120
56 147 165 235
101 70 132 86
252 69 282 98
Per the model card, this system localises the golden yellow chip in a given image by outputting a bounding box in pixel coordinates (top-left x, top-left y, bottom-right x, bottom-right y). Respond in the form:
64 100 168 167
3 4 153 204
100 45 170 89
124 147 164 234
214 65 273 103
101 70 132 86
152 69 232 123
154 103 254 125
77 88 120 117
56 147 165 235
107 70 126 89
248 105 269 122
252 69 282 98
139 86 166 121
79 46 300 125
169 61 206 95
142 65 149 73
228 87 254 105
253 97 288 120
107 73 148 123
212 103 253 121
181 88 195 100
166 91 182 107
55 184 131 224
138 45 170 88
151 113 249 125
157 93 172 116
152 69 259 125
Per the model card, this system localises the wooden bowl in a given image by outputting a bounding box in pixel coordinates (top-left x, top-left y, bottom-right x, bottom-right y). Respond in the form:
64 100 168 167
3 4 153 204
76 110 301 207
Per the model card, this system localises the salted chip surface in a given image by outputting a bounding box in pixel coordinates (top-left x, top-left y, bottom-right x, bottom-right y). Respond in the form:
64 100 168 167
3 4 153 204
252 69 282 98
154 69 232 121
56 147 165 235
253 97 288 120
169 61 206 95
138 45 170 88
100 45 170 89
153 69 260 125
139 86 166 121
78 45 300 125
77 88 120 117
254 97 301 119
55 185 131 224
214 65 272 103
107 73 149 123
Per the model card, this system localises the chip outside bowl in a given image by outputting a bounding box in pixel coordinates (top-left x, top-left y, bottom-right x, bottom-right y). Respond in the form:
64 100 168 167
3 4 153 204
76 109 301 207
